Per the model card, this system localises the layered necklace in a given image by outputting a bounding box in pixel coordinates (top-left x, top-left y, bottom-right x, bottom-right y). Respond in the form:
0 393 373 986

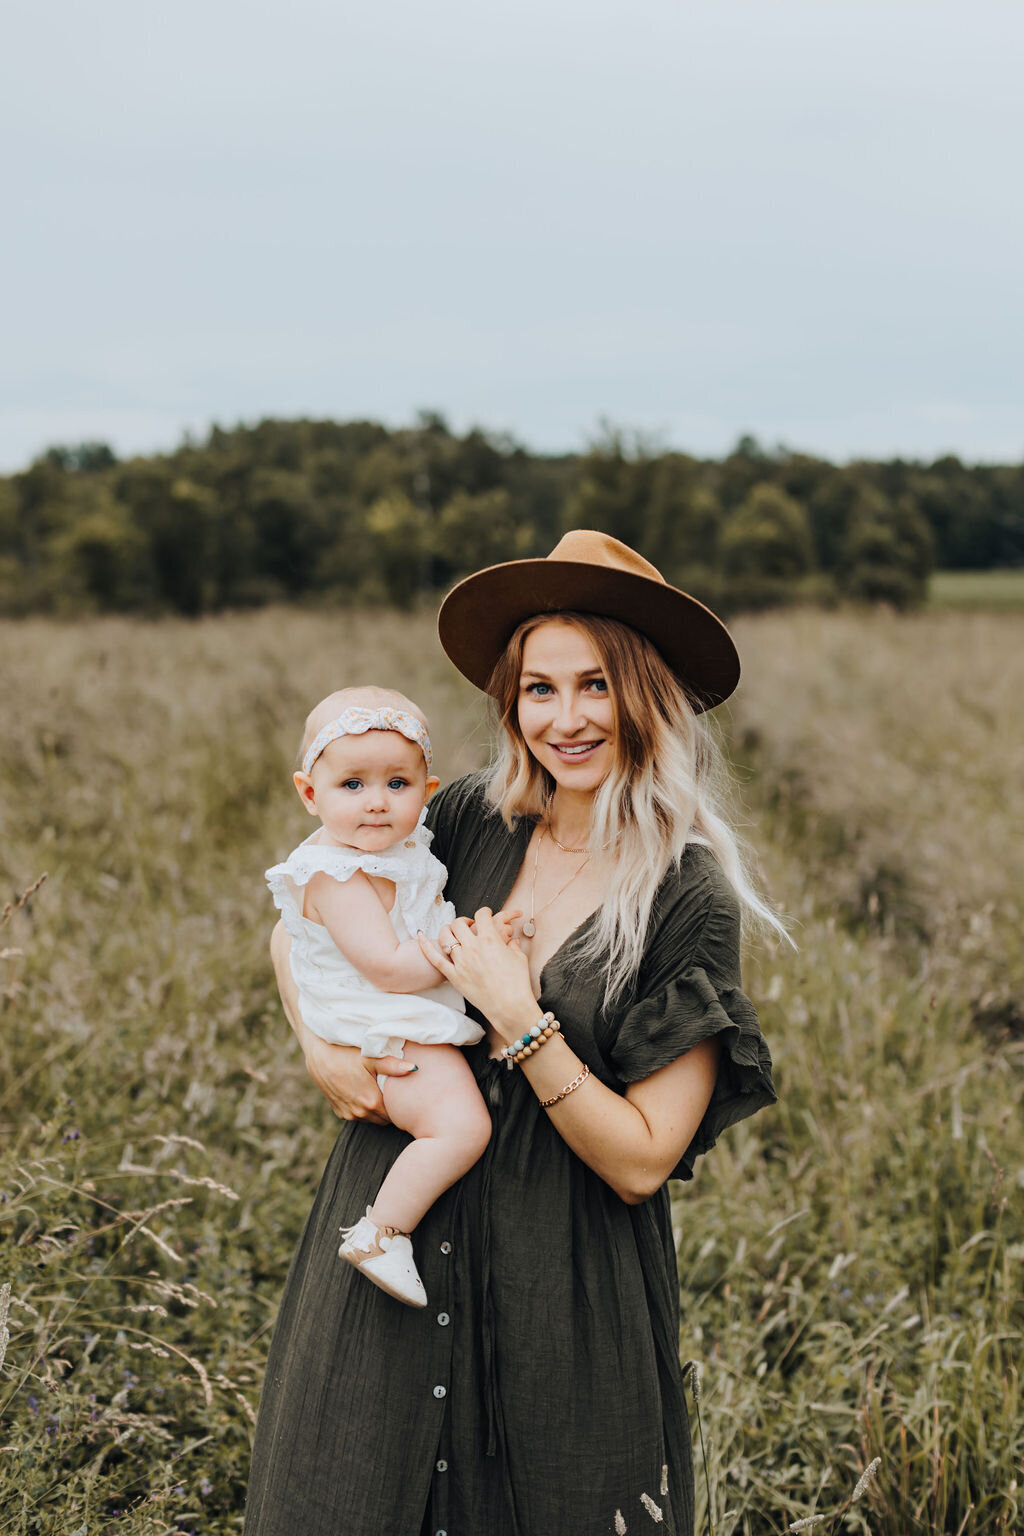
521 826 590 939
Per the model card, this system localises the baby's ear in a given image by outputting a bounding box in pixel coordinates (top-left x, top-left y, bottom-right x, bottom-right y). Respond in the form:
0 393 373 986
423 775 441 801
292 771 319 814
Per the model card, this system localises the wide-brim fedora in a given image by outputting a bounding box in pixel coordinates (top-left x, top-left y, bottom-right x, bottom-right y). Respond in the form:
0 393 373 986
437 529 740 713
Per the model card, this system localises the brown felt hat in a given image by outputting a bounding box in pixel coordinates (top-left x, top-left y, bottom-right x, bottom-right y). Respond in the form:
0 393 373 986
437 529 740 712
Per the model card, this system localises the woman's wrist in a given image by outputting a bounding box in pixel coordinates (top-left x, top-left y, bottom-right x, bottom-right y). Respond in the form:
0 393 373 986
488 991 546 1046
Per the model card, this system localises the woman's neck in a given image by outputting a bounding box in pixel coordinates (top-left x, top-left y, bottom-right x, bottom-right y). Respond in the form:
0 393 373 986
547 788 596 849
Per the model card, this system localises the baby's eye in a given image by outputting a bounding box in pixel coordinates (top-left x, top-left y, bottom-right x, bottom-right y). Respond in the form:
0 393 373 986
341 778 363 791
387 778 409 791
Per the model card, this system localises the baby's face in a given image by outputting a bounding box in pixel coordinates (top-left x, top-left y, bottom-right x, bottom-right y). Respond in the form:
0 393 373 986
300 730 434 853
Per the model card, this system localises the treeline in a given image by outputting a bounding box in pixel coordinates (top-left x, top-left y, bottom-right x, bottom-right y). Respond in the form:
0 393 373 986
1 415 1022 616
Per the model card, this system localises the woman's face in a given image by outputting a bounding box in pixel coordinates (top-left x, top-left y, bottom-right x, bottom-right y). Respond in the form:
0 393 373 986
517 620 615 796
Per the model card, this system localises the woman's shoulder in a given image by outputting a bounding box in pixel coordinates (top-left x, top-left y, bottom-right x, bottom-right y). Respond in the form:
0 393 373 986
427 768 492 821
425 768 509 852
662 842 739 920
642 843 742 978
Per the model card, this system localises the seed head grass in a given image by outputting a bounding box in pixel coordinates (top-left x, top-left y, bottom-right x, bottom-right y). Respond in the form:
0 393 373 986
1 605 1021 1534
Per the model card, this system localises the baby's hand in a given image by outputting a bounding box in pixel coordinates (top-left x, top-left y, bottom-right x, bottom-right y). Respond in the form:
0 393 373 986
437 910 521 956
492 908 522 946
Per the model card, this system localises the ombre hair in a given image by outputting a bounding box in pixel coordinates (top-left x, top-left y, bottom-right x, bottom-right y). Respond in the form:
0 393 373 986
485 612 789 1003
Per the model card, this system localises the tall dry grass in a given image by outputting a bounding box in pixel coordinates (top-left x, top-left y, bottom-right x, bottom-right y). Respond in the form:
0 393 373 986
0 606 1021 1535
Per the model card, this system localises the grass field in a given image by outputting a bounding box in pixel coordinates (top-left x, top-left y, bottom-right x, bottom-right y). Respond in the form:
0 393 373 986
1 607 1022 1535
928 569 1024 610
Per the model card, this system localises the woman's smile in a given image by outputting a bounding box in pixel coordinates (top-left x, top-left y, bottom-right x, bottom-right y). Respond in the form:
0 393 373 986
546 739 605 761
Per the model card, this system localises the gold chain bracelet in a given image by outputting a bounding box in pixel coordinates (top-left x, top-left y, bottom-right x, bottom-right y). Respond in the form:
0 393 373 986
539 1064 591 1109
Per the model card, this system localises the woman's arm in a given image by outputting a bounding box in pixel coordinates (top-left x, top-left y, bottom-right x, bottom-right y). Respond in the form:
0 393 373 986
419 910 719 1204
270 922 413 1124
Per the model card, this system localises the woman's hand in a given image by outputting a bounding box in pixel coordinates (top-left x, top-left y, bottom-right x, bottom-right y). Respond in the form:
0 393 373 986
435 907 521 959
419 908 538 1044
270 921 412 1124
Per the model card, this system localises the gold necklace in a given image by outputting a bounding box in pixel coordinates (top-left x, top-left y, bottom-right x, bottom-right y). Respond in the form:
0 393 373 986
545 823 588 855
521 828 589 939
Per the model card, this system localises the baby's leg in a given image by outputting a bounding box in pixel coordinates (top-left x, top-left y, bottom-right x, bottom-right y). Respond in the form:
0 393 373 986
372 1042 492 1234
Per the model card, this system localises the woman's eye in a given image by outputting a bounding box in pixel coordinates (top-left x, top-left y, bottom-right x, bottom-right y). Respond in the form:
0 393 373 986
588 678 608 693
524 682 553 697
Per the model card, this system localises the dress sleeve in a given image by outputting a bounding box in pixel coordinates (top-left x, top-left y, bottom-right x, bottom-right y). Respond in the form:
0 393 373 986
607 862 777 1180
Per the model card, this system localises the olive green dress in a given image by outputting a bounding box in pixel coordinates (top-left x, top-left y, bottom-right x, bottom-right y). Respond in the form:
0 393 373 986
244 774 776 1536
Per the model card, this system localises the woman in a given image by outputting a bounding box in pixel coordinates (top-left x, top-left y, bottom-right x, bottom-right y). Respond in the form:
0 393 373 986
245 531 780 1536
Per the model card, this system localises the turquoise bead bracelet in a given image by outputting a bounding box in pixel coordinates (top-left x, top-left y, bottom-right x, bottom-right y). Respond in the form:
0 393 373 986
501 1011 560 1070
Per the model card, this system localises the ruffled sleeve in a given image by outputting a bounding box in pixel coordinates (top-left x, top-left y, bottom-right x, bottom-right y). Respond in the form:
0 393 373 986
606 850 776 1180
267 840 377 892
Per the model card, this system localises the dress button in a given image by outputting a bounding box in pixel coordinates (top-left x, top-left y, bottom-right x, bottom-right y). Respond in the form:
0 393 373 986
434 893 443 905
437 1312 450 1326
435 1459 448 1473
432 1384 446 1399
440 1241 452 1255
404 840 416 849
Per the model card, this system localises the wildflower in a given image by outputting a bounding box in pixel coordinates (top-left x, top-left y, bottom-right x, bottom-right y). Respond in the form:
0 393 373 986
614 1512 627 1534
788 1518 827 1532
640 1492 663 1522
684 1359 702 1403
852 1456 881 1502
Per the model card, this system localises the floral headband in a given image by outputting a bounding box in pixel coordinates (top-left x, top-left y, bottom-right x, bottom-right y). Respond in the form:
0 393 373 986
302 706 433 775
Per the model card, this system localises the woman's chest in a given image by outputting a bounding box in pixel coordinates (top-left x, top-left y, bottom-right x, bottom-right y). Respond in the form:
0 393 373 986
440 815 609 1037
501 855 606 996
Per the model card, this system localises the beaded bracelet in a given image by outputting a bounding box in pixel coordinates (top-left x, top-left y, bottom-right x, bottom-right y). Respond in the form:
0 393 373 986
500 1011 560 1070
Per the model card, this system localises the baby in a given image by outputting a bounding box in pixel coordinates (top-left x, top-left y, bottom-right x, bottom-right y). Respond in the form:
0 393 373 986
266 686 497 1308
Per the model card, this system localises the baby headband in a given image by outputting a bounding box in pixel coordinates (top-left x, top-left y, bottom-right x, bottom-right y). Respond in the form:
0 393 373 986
302 707 433 775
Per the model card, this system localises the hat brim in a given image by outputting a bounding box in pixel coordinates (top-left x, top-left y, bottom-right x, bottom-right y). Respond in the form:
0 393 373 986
437 558 740 713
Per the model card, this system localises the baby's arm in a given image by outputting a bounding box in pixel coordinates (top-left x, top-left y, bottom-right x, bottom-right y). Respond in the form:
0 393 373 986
305 869 447 993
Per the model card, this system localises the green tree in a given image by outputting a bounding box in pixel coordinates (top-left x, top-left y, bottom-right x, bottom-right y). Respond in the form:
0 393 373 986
247 468 329 597
51 488 149 611
434 488 532 586
363 493 433 606
642 455 723 595
720 482 814 608
838 487 934 607
43 441 117 473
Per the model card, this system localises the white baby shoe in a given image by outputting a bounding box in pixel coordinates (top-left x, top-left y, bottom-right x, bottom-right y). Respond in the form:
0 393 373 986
338 1208 428 1308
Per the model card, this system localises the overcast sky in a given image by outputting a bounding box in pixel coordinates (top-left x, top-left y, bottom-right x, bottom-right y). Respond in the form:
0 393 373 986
3 0 1022 470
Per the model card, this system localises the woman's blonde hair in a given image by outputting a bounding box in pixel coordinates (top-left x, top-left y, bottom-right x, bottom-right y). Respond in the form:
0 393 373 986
485 611 788 1003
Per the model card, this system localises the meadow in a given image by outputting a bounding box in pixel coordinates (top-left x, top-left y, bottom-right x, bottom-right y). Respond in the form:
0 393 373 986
1 605 1021 1535
928 569 1024 611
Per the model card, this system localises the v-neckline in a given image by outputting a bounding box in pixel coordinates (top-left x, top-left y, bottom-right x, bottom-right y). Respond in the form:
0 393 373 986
495 815 603 999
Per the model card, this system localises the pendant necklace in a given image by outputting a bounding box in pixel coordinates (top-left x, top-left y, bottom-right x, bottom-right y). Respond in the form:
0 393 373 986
521 827 589 939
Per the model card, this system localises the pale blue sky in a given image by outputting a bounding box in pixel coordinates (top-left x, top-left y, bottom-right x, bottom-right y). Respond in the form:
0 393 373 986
3 0 1022 469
